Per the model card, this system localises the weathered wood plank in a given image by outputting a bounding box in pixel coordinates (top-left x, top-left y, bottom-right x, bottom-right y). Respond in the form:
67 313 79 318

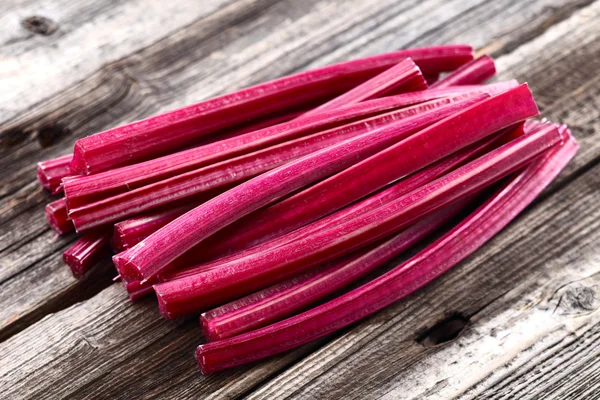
0 0 233 123
0 283 327 399
0 0 594 346
243 3 600 398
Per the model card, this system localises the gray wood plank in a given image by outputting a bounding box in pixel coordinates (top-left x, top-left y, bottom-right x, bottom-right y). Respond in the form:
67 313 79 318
0 283 327 400
0 0 234 123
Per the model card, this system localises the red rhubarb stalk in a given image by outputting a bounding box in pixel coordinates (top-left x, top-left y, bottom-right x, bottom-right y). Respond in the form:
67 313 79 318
195 129 578 373
128 132 509 298
113 95 487 283
154 122 559 318
45 198 74 235
62 83 514 209
122 84 536 283
125 280 155 301
174 125 518 266
431 55 496 88
70 46 473 174
70 96 481 231
301 58 427 117
63 229 112 278
219 107 308 137
177 85 536 261
37 154 73 194
200 203 466 341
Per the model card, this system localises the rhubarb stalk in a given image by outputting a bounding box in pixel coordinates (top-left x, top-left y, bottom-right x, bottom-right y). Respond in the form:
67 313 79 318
431 55 496 88
62 83 515 209
112 204 197 251
154 121 559 318
37 154 73 194
70 96 481 231
168 84 535 263
301 58 426 117
194 128 577 373
45 198 74 235
71 46 473 174
169 125 519 268
114 95 486 282
63 229 112 278
125 131 511 298
200 203 466 341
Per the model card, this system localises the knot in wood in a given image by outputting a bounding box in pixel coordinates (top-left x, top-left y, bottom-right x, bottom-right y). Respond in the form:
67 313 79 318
0 128 29 148
37 123 71 147
22 16 58 36
417 313 470 347
560 285 598 314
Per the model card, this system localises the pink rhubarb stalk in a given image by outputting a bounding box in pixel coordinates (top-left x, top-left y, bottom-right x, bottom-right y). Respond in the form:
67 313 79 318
70 96 480 231
431 55 496 88
154 121 560 318
194 127 578 373
112 204 196 251
113 95 487 283
178 124 519 265
62 83 514 209
37 154 73 194
63 229 112 278
200 203 466 341
175 84 535 262
127 130 511 298
45 198 74 235
301 58 427 117
70 46 473 174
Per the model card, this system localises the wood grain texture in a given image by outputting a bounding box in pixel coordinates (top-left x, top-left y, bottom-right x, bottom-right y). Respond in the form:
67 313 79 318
0 0 599 398
0 0 233 123
0 283 328 400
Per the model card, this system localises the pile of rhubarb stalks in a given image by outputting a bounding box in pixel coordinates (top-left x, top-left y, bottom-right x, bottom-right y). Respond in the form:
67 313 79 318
38 45 577 374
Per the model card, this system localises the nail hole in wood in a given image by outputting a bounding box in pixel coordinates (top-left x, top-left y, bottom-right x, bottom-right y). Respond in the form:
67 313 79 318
37 123 71 147
417 313 470 347
22 16 58 36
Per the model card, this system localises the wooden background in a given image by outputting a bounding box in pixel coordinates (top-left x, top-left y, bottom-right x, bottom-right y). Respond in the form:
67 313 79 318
1 0 599 398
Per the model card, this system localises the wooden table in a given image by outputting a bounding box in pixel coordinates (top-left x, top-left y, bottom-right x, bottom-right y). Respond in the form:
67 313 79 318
1 0 599 398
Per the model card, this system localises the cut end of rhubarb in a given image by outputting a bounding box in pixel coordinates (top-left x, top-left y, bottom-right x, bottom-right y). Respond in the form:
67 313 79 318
70 142 89 175
63 251 86 278
45 199 74 235
195 346 211 375
200 314 222 342
37 163 51 190
154 286 176 319
112 253 143 282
